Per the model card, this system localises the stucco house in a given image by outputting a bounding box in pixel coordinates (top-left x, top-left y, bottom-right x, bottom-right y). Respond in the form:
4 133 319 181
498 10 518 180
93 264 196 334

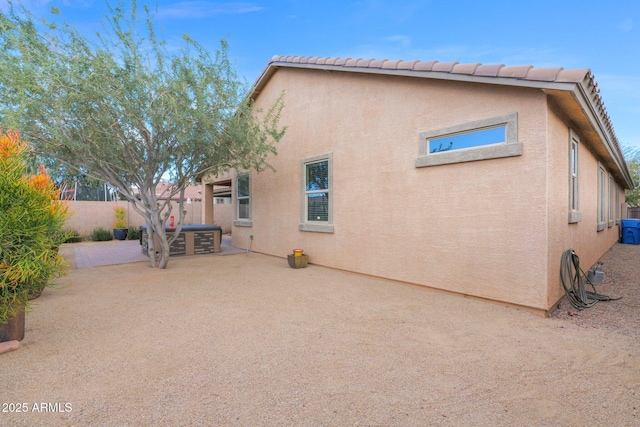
202 55 634 315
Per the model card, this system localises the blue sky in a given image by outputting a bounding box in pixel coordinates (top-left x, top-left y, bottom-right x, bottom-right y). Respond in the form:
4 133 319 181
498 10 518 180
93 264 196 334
3 0 639 149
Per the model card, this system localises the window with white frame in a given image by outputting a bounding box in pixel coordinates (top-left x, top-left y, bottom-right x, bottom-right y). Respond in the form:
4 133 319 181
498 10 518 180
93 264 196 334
597 164 606 231
608 174 614 227
234 173 251 227
300 153 333 233
616 183 621 223
416 112 522 168
568 130 581 223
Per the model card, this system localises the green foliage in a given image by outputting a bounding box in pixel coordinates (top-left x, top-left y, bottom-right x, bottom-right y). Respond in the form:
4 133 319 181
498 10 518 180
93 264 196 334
91 227 113 241
0 1 286 269
62 228 82 243
126 226 140 241
113 206 127 229
0 130 69 324
625 158 640 207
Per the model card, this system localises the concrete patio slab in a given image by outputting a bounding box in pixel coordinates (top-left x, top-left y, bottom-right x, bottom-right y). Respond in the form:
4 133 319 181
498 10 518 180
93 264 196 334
63 235 245 269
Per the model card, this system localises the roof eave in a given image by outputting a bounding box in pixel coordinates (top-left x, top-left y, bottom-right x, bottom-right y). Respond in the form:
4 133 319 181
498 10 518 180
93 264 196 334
252 60 579 96
250 59 634 189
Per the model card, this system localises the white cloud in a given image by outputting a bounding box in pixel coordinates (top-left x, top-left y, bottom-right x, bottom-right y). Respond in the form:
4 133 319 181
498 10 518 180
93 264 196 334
348 42 571 68
618 18 633 32
156 2 264 19
383 35 411 49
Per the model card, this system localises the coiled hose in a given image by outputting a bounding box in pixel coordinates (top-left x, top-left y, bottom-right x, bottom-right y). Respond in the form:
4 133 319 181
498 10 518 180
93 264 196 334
560 249 621 310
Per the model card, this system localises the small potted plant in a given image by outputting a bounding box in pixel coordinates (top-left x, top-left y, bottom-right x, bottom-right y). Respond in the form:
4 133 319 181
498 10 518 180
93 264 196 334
0 130 68 342
288 248 309 268
113 206 128 240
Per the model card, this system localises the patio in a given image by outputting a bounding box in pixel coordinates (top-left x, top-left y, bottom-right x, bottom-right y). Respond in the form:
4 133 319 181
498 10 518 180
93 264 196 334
2 242 639 425
66 235 246 269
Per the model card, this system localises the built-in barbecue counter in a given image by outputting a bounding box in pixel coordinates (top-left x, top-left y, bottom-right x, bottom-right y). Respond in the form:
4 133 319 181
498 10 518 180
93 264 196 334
140 224 222 256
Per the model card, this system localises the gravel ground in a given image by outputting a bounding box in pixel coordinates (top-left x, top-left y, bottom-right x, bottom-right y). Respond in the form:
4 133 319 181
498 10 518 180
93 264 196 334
551 242 640 339
1 243 639 426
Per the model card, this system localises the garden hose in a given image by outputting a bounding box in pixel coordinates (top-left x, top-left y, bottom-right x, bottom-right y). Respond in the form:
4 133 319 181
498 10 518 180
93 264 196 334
560 249 621 310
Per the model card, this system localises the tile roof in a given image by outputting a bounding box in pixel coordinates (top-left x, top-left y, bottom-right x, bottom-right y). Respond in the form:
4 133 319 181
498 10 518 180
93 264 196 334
154 182 202 201
255 55 632 188
269 55 588 82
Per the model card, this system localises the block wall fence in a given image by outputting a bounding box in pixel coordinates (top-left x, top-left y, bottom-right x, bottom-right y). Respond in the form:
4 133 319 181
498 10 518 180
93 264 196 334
64 200 203 238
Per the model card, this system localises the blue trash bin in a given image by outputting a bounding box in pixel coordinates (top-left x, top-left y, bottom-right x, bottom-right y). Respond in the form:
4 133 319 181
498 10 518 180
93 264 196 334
621 219 640 245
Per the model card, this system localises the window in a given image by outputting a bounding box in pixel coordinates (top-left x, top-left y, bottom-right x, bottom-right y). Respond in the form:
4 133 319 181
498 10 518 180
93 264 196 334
416 112 522 167
597 164 606 231
616 183 621 224
234 173 251 227
608 174 614 228
300 153 333 233
429 126 505 153
568 130 581 223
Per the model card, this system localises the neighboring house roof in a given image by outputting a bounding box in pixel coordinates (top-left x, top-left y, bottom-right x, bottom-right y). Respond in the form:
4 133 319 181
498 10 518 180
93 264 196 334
154 182 202 201
252 55 633 189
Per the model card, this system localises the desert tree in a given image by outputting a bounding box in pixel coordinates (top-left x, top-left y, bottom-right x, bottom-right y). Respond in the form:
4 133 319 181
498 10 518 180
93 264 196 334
0 1 285 268
623 145 640 207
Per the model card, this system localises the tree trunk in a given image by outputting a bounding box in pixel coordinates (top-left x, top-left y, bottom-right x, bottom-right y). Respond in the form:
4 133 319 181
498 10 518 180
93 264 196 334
147 214 171 269
141 201 172 269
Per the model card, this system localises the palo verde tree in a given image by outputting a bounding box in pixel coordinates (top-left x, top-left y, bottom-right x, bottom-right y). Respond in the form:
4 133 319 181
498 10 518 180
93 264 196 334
623 145 640 207
0 1 285 268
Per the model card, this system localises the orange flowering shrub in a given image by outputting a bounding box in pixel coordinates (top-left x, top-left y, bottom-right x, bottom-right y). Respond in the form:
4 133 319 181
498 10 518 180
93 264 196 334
0 130 69 323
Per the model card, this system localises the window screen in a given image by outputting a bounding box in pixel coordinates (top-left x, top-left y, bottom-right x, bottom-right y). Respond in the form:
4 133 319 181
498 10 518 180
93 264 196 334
305 160 329 222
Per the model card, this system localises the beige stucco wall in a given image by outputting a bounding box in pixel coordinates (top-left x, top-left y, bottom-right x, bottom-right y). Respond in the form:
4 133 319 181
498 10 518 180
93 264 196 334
211 67 627 313
545 103 625 308
65 200 202 237
225 68 552 310
213 203 233 234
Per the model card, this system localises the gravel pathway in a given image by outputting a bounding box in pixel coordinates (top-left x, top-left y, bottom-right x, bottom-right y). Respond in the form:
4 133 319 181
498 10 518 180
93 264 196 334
1 243 639 426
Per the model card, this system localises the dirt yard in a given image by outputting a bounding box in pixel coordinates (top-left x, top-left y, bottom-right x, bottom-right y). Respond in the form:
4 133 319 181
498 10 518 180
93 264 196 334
1 243 639 426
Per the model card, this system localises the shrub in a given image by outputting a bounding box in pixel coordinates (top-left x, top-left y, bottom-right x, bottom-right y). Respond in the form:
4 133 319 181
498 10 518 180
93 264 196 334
126 226 140 241
113 206 127 229
62 228 82 243
0 130 69 323
91 227 113 241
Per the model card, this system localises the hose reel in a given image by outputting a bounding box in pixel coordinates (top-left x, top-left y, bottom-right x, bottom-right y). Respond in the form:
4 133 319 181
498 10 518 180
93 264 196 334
560 249 621 310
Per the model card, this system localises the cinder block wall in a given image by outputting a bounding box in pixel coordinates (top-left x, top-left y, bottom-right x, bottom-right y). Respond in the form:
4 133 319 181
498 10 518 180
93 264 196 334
64 200 202 237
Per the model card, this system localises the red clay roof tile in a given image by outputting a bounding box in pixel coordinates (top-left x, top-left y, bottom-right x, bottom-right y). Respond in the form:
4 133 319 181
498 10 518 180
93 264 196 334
524 67 564 81
497 65 533 78
368 59 387 68
555 69 591 83
473 64 505 77
397 60 419 70
356 59 375 67
412 61 438 71
451 63 480 74
432 61 458 72
381 59 402 69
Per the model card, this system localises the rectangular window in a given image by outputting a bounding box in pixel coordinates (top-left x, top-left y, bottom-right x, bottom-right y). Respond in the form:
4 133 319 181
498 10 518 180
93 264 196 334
234 173 252 227
429 126 505 153
616 183 621 223
608 174 614 227
416 112 522 167
597 164 606 231
300 153 333 233
568 130 581 223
